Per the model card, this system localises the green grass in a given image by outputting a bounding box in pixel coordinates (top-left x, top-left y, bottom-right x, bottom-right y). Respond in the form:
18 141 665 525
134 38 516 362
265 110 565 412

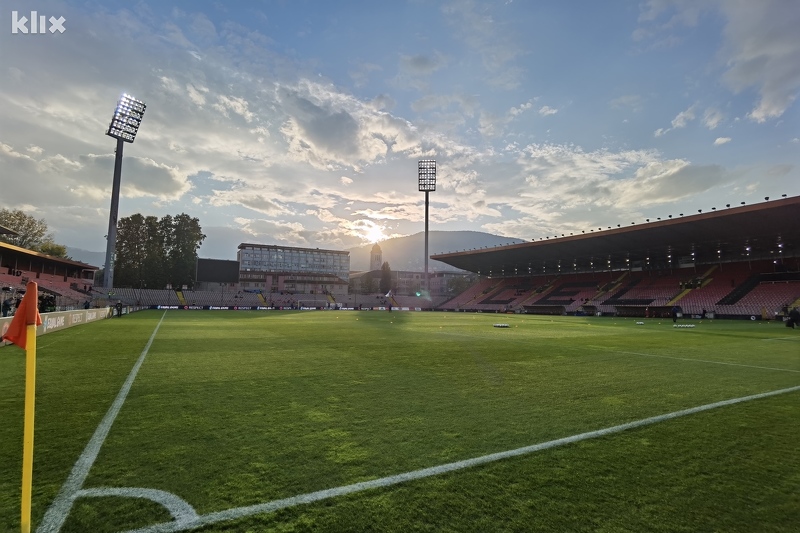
1 310 798 532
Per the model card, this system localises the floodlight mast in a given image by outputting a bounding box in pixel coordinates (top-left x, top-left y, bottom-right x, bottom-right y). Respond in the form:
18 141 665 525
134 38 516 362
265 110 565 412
418 160 436 294
103 94 146 289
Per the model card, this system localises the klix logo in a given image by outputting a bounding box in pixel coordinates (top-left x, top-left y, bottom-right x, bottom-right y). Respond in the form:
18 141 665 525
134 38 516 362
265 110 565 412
11 10 66 34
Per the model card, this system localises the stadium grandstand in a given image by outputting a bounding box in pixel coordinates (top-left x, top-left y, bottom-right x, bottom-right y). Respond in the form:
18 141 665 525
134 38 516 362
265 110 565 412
432 196 800 320
0 241 98 312
36 195 798 320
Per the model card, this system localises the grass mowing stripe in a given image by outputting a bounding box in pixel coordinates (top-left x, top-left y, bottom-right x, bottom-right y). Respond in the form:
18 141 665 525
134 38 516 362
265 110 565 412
37 312 167 533
120 384 800 533
610 349 800 373
440 332 800 373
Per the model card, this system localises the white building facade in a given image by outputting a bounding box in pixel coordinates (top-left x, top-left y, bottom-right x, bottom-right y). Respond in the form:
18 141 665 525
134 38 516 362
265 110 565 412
237 243 350 298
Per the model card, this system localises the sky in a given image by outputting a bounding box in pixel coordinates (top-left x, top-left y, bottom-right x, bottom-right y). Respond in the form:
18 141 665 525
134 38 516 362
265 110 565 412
1 0 798 260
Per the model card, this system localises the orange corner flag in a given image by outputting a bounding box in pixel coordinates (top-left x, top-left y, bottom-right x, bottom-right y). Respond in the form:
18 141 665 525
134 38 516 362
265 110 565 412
6 282 43 533
2 282 42 349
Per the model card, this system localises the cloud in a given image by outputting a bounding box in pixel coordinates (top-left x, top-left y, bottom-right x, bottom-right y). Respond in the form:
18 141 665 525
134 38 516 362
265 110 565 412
637 0 800 122
189 13 218 43
399 53 447 76
713 137 731 146
477 100 537 138
368 94 396 111
609 94 644 112
653 103 697 136
411 93 479 116
186 83 208 106
766 164 791 177
394 53 448 90
349 62 382 87
1 1 794 259
234 217 312 245
538 106 558 116
478 142 735 240
720 1 800 122
703 108 724 129
515 143 730 210
442 0 524 89
509 101 533 116
213 95 255 122
671 104 697 128
209 188 294 217
277 82 428 170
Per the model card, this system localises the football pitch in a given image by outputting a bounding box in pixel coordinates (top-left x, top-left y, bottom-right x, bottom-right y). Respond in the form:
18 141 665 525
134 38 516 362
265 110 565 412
1 310 798 532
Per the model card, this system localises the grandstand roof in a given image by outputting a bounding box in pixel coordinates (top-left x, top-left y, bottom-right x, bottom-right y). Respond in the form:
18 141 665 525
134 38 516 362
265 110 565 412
238 243 349 255
432 196 800 276
0 241 98 269
0 224 18 235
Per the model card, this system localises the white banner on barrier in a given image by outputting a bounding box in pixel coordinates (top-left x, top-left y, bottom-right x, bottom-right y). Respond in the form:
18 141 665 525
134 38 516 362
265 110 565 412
1 307 114 345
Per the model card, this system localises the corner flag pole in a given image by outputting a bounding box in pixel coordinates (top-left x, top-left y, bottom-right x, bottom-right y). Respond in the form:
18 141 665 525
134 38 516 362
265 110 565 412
2 282 42 533
21 283 40 533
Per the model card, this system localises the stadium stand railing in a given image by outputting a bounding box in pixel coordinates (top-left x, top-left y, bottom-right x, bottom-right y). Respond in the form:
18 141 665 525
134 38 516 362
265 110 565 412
439 260 799 319
671 261 774 315
2 270 93 310
437 277 496 310
712 280 800 318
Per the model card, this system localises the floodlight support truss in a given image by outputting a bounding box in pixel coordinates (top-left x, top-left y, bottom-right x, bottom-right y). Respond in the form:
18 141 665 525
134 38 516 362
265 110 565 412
425 191 430 293
103 138 124 289
418 160 436 293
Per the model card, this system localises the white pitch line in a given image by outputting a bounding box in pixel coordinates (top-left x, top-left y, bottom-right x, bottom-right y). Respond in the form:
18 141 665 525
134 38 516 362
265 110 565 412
612 350 800 373
37 312 168 533
120 384 800 533
76 487 198 524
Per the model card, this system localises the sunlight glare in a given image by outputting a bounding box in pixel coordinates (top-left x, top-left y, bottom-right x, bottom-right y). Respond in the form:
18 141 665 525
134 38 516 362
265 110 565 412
365 225 387 243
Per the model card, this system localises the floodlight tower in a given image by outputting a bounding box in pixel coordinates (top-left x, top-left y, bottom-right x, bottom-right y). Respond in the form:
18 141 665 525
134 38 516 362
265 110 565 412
103 94 146 289
418 159 436 293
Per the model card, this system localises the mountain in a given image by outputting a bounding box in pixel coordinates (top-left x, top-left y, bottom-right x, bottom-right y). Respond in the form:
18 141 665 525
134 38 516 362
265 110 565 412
66 247 105 267
347 231 526 272
65 231 525 272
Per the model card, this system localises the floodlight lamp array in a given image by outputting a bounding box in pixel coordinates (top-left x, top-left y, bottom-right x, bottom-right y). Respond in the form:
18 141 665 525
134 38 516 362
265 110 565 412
418 159 436 192
106 93 146 143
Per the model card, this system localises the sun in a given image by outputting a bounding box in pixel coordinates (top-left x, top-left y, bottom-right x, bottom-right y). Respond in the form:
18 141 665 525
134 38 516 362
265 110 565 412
364 225 387 244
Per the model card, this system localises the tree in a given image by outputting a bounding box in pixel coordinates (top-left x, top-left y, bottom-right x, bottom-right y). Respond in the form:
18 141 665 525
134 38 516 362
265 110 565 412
362 274 375 294
39 241 70 259
143 216 169 290
113 213 205 289
114 214 150 288
0 209 52 250
380 261 392 294
168 213 206 288
0 209 72 258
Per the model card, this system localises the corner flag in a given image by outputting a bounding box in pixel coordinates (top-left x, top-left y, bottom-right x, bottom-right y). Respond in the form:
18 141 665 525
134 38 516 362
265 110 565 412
1 282 42 533
2 283 42 349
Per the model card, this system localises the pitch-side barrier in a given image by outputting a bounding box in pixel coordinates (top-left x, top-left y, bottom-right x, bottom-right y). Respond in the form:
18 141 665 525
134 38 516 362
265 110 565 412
1 307 118 346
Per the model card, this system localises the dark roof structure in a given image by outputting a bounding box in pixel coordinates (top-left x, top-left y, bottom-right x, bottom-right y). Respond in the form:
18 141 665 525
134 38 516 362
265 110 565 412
238 243 349 256
432 196 800 277
0 241 98 270
0 224 18 235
